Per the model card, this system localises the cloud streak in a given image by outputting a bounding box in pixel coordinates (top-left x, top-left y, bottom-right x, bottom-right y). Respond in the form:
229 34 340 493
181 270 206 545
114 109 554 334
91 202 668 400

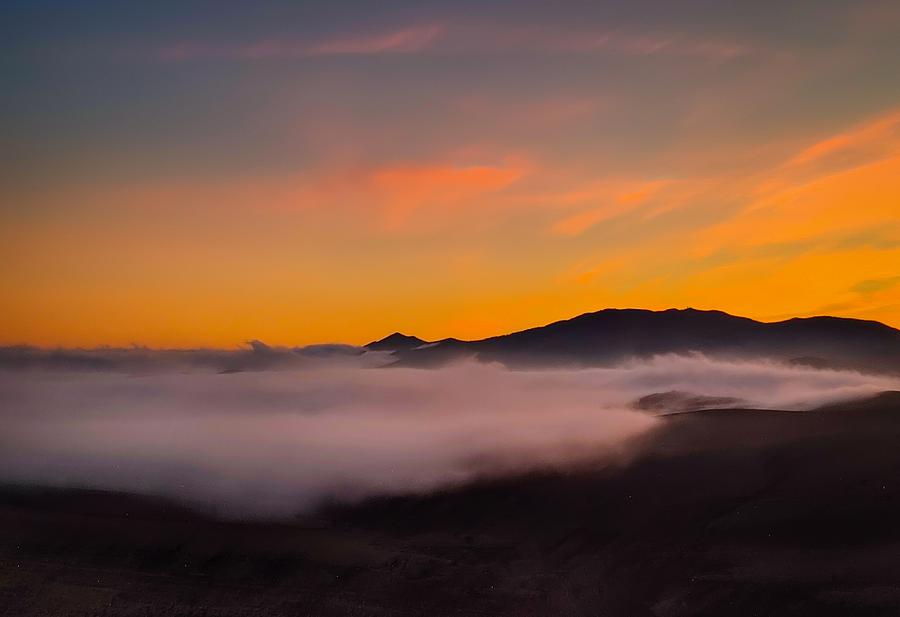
157 22 752 62
548 179 672 236
784 109 900 168
159 24 444 60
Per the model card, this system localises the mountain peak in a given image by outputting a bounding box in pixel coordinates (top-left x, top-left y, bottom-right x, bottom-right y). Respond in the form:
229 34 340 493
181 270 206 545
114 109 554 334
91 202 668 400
365 332 428 352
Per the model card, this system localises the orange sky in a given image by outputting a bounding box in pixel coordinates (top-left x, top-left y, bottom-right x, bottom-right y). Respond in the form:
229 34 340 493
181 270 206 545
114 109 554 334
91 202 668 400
3 1 899 346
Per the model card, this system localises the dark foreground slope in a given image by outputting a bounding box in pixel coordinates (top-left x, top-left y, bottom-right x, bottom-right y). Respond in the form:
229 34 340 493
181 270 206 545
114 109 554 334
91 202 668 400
376 308 900 373
3 393 900 616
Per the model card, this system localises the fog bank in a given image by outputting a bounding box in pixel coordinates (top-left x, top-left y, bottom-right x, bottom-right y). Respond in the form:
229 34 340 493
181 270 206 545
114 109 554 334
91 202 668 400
1 354 897 517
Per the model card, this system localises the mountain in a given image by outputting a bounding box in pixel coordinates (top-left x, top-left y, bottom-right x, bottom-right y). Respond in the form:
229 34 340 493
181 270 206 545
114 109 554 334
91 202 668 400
377 308 900 372
364 332 429 352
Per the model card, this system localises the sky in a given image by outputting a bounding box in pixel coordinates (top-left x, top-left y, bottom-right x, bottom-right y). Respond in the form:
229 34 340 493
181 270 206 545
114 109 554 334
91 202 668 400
2 0 900 347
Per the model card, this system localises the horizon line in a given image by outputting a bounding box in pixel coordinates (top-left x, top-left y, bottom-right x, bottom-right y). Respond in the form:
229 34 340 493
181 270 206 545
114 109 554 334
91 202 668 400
3 306 895 352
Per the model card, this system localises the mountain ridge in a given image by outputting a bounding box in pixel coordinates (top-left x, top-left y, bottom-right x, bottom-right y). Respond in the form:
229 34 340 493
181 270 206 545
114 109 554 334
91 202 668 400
364 332 428 352
370 307 900 372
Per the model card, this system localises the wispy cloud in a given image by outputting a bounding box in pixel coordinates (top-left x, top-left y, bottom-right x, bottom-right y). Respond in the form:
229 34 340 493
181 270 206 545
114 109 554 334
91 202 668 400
852 275 900 295
285 156 531 232
782 272 900 322
305 24 443 55
694 106 900 257
784 109 900 168
549 180 671 236
480 26 751 60
158 22 752 62
159 24 444 60
368 160 527 230
543 178 724 237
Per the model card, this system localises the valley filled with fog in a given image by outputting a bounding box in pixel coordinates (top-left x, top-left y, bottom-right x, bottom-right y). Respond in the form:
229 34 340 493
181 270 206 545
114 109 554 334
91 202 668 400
2 351 897 517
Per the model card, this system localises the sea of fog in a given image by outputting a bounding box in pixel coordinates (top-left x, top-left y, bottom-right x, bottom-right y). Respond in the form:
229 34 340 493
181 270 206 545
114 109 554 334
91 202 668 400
1 350 897 517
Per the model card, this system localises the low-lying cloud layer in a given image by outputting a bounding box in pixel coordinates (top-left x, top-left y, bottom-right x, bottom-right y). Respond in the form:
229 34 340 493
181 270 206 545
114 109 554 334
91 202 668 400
0 342 389 373
1 353 897 517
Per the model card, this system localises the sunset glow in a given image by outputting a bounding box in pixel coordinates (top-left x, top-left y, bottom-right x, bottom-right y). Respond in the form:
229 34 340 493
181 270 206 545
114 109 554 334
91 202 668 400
3 1 899 347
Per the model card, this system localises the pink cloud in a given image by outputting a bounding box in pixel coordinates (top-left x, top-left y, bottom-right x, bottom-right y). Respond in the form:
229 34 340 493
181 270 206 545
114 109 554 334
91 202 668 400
244 156 531 232
366 160 529 231
784 109 900 168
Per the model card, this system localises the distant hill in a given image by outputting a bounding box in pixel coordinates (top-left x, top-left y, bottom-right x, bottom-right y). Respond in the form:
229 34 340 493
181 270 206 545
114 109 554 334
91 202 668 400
364 332 428 352
374 308 900 372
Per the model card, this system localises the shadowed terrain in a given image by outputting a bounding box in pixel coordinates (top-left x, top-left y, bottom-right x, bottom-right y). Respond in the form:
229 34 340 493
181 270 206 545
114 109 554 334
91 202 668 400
374 308 900 374
3 392 900 616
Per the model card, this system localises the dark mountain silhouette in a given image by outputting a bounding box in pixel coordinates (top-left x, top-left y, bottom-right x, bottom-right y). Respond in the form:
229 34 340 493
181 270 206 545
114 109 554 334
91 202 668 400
365 332 428 352
633 390 746 413
378 308 900 372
